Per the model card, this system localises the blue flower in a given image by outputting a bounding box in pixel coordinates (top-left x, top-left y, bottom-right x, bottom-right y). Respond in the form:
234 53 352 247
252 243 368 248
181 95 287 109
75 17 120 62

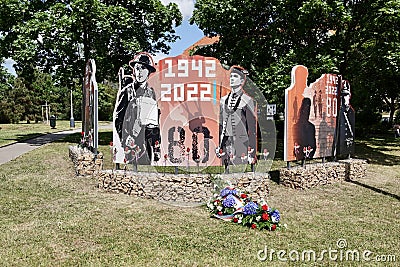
243 202 258 215
222 194 236 208
270 209 280 223
220 188 238 197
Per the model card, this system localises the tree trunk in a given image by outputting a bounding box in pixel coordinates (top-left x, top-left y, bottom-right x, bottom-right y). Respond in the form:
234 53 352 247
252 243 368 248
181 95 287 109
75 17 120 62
388 97 396 126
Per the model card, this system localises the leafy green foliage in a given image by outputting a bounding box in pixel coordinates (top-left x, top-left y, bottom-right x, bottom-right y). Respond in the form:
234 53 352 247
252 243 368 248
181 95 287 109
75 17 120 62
0 0 182 84
0 0 182 122
98 82 117 121
191 0 400 125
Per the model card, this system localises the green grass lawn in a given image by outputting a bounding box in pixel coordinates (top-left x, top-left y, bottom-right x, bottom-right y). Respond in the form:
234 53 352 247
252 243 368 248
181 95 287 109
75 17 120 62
0 129 399 266
0 121 114 147
0 121 81 147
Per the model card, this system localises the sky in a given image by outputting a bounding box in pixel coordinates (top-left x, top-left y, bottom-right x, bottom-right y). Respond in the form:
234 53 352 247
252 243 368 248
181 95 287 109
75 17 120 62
1 0 203 76
155 0 205 62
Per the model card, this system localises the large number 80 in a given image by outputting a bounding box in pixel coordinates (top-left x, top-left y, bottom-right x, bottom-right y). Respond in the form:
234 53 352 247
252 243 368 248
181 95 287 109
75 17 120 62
168 126 210 164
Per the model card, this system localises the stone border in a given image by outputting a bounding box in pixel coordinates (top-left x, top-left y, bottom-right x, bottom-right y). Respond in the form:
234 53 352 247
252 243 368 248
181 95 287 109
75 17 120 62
96 171 270 204
279 159 367 189
68 146 103 176
339 159 367 181
68 145 270 203
68 146 366 201
98 171 214 203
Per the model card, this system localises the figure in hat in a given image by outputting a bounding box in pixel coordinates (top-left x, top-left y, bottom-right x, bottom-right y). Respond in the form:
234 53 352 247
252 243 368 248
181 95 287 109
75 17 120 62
116 52 161 164
217 66 257 169
337 80 355 157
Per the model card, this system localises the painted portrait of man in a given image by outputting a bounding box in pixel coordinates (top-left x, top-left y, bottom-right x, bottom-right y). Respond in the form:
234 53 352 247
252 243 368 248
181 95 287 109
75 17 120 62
217 66 257 167
114 52 161 164
337 80 355 157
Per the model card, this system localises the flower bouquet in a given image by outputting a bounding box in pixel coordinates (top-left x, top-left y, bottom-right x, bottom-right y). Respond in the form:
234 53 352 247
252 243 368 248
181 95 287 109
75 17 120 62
207 186 283 231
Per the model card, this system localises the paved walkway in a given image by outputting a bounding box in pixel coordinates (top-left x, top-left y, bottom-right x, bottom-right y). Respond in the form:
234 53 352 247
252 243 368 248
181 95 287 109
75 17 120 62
0 123 112 165
0 129 81 165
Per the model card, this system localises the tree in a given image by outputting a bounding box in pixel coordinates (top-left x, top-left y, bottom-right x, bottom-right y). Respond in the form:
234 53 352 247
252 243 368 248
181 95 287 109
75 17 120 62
98 82 117 121
2 77 32 123
342 0 400 125
191 0 400 127
0 67 15 123
191 0 341 112
0 0 182 123
0 0 182 85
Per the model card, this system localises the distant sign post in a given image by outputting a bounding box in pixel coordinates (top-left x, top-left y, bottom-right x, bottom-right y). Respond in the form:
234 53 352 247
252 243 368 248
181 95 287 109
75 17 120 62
70 89 75 128
267 104 276 120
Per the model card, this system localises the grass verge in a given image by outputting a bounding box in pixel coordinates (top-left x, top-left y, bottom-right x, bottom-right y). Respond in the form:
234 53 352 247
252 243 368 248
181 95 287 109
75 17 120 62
0 131 399 266
0 121 82 147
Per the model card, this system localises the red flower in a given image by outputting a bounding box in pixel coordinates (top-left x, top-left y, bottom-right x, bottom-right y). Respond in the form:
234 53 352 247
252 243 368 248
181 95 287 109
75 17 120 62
262 213 269 221
187 147 190 152
123 158 127 163
240 193 248 199
164 154 168 159
219 148 223 154
217 211 223 216
251 223 257 229
155 140 159 146
233 218 238 223
262 204 269 211
109 141 113 147
81 131 84 136
271 224 277 231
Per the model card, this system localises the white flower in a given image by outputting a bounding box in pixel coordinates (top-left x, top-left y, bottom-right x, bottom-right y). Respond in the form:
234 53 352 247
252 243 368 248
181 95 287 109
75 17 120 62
217 206 223 211
238 219 242 224
256 216 261 222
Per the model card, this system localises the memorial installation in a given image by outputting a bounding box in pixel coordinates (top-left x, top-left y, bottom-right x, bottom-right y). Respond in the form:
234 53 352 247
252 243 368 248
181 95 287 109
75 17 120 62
67 51 282 231
112 53 276 174
281 65 364 189
285 65 354 162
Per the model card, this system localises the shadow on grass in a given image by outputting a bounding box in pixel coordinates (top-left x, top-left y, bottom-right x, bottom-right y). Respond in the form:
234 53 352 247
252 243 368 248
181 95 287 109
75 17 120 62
56 132 81 144
355 135 400 166
1 133 46 145
57 131 113 146
348 180 400 201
